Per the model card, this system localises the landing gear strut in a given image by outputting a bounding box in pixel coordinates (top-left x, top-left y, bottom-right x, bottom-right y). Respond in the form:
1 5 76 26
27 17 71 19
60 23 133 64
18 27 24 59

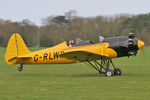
85 57 122 77
18 64 23 72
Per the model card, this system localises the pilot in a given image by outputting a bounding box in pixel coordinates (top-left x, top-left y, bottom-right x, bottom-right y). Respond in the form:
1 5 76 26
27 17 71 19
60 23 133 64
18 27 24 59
68 40 74 48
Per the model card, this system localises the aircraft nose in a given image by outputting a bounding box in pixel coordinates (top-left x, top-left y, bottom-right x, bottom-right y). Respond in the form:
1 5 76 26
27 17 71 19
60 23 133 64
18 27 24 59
138 40 144 49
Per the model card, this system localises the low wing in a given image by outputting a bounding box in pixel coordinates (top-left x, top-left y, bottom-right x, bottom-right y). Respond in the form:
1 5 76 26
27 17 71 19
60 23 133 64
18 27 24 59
59 43 118 62
59 50 108 62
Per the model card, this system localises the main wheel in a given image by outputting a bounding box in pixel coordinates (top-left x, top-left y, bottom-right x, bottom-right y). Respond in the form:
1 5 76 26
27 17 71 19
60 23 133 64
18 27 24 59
114 68 122 76
105 69 114 77
18 67 23 72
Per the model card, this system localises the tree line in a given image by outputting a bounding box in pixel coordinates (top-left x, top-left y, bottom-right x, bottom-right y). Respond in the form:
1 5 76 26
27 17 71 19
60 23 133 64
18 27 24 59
0 11 150 47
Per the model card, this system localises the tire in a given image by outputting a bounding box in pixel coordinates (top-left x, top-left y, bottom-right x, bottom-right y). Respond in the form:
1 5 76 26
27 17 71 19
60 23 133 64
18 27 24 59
114 68 122 76
105 69 114 77
18 67 23 72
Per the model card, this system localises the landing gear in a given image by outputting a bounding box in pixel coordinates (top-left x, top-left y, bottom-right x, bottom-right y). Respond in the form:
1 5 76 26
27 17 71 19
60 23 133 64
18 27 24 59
114 68 122 76
18 64 23 72
85 57 122 77
105 69 114 77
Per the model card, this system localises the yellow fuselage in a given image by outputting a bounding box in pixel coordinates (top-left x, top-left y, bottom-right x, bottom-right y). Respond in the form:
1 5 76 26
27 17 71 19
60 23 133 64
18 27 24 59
16 42 118 64
4 33 118 65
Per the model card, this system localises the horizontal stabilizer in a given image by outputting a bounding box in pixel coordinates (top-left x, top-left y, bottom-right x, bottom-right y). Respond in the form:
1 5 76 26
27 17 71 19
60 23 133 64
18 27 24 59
8 56 32 62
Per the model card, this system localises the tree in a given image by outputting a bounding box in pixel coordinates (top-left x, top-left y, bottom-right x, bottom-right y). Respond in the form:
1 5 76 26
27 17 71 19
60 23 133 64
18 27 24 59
52 16 70 26
65 10 77 20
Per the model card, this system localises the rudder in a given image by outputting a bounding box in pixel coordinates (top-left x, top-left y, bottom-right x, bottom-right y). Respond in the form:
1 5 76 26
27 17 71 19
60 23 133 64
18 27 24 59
5 33 30 64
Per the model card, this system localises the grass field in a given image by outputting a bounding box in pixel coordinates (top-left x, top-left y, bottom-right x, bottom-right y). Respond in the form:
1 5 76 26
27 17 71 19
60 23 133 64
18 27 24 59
0 47 150 100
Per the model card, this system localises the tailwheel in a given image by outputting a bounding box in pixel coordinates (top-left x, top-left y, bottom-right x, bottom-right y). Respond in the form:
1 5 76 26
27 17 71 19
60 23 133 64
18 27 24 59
18 64 23 72
105 69 114 77
114 68 122 76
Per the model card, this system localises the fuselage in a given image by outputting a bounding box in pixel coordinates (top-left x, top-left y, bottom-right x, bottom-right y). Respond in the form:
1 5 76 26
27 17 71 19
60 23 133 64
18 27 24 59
18 36 144 64
17 42 119 64
5 33 144 65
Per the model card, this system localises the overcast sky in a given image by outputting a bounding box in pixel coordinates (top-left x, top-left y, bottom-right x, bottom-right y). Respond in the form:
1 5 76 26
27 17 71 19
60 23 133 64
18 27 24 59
0 0 150 25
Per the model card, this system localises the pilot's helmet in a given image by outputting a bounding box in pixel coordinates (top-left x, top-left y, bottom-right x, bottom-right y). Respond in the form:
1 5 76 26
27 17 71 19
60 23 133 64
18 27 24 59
69 40 74 44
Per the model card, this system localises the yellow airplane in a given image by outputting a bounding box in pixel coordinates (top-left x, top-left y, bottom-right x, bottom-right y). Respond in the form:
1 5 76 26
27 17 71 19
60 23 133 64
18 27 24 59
5 33 144 77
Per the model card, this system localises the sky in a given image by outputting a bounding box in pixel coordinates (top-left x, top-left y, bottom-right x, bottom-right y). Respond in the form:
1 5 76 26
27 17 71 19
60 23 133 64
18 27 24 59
0 0 150 26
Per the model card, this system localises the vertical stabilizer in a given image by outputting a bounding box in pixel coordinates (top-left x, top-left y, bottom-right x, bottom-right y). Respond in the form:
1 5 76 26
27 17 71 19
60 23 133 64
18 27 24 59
5 33 30 64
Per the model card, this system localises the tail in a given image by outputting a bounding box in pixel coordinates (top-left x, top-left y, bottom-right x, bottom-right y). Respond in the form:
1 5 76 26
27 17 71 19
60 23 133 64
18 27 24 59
5 33 31 64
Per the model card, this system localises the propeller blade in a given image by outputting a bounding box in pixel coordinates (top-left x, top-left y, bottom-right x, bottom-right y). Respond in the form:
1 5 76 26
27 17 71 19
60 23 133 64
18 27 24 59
140 47 145 58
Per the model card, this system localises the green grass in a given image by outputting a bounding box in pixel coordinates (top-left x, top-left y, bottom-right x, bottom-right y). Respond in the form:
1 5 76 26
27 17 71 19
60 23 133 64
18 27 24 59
0 47 150 100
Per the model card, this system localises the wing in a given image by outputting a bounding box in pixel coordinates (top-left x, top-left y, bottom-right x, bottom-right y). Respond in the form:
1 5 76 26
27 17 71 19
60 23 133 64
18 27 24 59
59 50 108 62
60 43 118 62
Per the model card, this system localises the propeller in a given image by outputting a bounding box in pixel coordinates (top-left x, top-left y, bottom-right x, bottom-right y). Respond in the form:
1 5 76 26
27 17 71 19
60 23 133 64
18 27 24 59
137 33 145 58
138 40 145 59
140 47 145 58
127 33 145 57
